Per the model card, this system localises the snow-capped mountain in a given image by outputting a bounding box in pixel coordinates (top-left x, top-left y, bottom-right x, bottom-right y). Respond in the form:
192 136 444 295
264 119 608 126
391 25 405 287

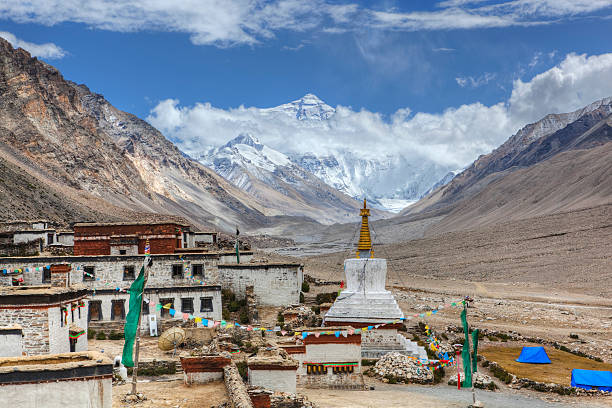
198 133 368 224
261 93 335 121
196 93 458 213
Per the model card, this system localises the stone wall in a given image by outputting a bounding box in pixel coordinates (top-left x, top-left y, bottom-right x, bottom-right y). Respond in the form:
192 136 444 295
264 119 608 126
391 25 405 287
224 363 254 408
0 306 49 355
181 355 231 385
218 264 303 306
0 240 40 257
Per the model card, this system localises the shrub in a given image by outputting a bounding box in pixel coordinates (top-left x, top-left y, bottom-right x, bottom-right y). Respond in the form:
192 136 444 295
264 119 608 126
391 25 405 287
222 309 231 320
109 331 124 340
277 312 285 324
239 311 249 324
96 331 107 340
299 292 305 303
236 361 248 381
312 306 320 315
487 335 499 342
301 281 310 293
315 292 338 305
228 300 240 312
433 366 445 384
361 359 377 366
569 333 579 339
137 364 176 376
412 334 420 341
384 374 398 384
87 330 96 340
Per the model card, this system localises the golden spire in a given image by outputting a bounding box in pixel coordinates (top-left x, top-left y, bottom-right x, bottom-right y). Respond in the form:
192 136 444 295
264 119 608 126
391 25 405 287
357 198 373 258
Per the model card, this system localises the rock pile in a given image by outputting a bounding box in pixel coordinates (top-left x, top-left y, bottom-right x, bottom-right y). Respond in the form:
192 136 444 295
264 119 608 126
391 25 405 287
448 372 497 390
372 352 433 383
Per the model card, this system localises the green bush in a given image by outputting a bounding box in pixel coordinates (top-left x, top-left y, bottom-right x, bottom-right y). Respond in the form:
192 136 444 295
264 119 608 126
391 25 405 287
239 311 249 324
301 281 310 293
236 361 248 381
222 309 231 320
228 300 240 312
87 330 96 340
312 306 320 315
96 331 107 340
433 366 445 384
299 292 305 303
361 359 377 366
277 312 285 323
315 292 338 305
384 374 398 384
109 331 124 340
569 333 579 339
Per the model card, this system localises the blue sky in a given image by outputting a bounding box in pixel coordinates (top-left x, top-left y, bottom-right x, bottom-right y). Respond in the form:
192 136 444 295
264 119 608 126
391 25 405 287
2 1 612 167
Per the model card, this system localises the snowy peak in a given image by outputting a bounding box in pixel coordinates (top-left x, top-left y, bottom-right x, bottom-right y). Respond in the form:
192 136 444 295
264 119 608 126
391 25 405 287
263 93 335 121
223 133 264 151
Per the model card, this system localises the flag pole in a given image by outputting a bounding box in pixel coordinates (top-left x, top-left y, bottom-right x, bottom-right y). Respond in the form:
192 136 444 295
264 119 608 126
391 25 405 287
131 245 151 395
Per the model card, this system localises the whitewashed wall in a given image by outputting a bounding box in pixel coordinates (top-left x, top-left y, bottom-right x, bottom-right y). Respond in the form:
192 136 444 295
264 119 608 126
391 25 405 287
48 303 88 354
218 264 303 306
0 377 111 408
248 368 296 393
295 343 361 376
0 332 22 357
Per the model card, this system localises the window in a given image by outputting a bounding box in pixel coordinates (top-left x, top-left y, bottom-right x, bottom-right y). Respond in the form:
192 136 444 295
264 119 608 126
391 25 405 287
200 297 214 312
181 298 194 314
47 233 54 245
119 249 127 255
111 300 126 321
172 264 183 278
123 265 135 280
88 301 102 321
160 298 174 318
192 264 203 277
83 266 95 281
142 300 150 315
42 267 51 283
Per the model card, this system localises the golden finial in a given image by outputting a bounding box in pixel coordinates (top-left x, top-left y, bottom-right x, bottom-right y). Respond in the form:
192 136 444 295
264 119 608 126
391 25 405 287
357 198 373 258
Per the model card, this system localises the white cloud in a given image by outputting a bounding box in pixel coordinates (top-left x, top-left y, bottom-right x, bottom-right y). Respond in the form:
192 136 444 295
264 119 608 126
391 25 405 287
148 52 612 170
0 31 65 59
455 72 496 88
433 47 455 52
0 1 610 48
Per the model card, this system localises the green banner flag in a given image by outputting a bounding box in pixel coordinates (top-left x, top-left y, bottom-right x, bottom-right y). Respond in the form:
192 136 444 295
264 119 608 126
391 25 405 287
235 239 240 264
472 329 479 374
460 308 472 387
122 266 145 367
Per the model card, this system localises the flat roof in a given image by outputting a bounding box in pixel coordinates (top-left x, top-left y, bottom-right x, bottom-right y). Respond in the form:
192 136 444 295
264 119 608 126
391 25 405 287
74 221 190 227
218 262 302 268
0 285 89 306
0 352 112 384
0 251 254 262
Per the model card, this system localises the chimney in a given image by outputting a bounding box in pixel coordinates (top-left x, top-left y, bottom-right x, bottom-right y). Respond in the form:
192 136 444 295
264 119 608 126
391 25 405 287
50 264 71 287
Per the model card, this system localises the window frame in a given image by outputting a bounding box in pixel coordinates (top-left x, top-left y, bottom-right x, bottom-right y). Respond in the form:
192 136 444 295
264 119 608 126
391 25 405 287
181 298 194 314
110 299 126 321
160 298 174 318
200 297 214 312
83 266 95 281
123 265 135 280
192 264 203 277
171 264 184 278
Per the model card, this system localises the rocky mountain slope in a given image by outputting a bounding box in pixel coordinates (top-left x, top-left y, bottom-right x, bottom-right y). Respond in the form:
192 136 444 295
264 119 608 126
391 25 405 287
198 133 367 224
401 98 612 234
0 37 268 230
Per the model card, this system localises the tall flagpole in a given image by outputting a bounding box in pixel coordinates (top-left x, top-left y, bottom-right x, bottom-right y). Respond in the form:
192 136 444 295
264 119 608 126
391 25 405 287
131 241 151 395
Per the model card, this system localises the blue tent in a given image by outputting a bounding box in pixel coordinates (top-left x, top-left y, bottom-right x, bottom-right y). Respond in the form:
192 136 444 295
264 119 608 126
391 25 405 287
516 346 551 364
571 369 612 391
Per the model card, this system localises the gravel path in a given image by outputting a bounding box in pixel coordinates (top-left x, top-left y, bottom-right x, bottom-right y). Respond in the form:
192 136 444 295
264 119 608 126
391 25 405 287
301 384 612 408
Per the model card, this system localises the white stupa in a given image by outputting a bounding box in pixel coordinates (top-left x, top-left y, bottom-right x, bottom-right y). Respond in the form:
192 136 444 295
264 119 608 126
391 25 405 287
324 199 427 360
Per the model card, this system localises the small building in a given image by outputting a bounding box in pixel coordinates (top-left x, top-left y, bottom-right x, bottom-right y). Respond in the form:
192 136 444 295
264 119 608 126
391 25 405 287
218 263 304 306
247 351 298 394
180 354 232 384
0 283 89 355
191 231 218 247
279 327 363 389
73 221 193 255
0 352 112 408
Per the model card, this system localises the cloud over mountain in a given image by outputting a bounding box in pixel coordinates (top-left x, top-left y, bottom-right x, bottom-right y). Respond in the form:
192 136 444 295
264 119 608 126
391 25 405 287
0 31 65 59
148 52 612 170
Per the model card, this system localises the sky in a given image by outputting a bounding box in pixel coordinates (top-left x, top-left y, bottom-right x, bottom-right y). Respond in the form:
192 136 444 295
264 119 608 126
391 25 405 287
2 0 612 168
